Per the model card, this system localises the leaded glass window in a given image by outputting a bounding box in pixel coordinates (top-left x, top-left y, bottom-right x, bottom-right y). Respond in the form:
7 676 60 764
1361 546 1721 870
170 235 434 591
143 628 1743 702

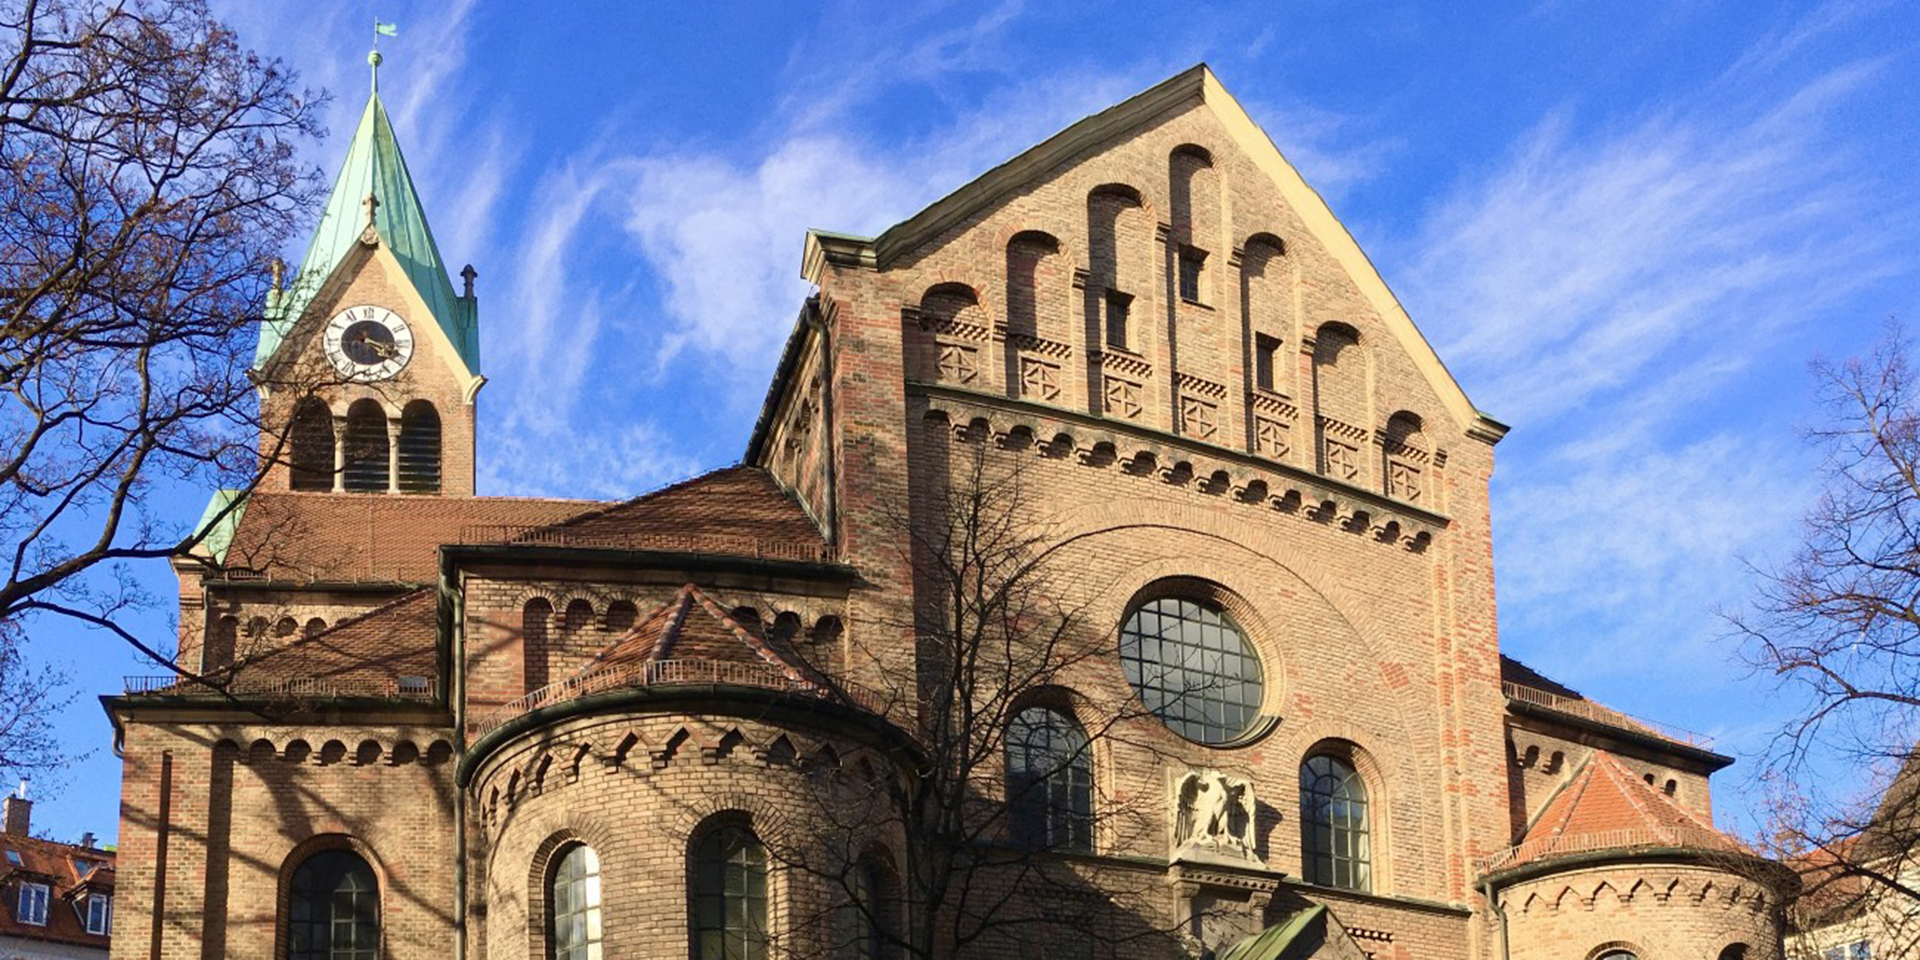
287 849 378 960
1119 597 1264 743
692 825 768 960
550 844 603 960
1300 755 1370 891
1007 707 1093 852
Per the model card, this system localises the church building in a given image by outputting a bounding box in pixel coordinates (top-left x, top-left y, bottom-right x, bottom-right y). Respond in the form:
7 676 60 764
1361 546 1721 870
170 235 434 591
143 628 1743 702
103 61 1792 960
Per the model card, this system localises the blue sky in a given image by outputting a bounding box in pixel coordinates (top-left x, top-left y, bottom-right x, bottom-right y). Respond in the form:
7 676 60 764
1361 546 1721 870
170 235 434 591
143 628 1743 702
20 1 1920 845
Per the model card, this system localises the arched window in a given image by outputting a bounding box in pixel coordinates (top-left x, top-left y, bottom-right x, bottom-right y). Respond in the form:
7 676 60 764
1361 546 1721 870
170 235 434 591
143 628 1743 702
549 843 603 960
289 398 335 491
397 400 441 493
342 400 389 493
849 854 895 960
691 824 768 960
1716 945 1749 960
1597 952 1640 960
1119 596 1264 744
1300 753 1370 891
1006 707 1092 852
287 848 378 960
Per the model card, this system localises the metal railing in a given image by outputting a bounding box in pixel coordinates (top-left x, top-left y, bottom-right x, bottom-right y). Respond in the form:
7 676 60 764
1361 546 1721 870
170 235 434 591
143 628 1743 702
123 675 438 700
1504 681 1714 749
470 658 884 736
459 525 830 562
1478 825 1740 875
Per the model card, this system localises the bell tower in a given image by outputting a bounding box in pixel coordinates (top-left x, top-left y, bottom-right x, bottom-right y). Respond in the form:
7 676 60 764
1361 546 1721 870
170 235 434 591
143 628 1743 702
253 48 484 497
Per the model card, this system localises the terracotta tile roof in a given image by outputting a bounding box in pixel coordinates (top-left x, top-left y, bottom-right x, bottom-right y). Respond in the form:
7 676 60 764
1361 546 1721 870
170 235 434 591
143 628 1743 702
1498 751 1745 872
0 832 115 949
219 589 438 699
510 466 828 562
219 493 598 583
583 583 821 688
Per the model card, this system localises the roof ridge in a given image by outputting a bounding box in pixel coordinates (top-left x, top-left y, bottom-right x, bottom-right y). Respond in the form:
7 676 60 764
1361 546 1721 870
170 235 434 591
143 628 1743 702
535 463 751 533
650 587 697 663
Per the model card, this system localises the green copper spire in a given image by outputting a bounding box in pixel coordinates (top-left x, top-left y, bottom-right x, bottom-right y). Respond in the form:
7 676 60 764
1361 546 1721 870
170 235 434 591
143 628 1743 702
256 56 478 373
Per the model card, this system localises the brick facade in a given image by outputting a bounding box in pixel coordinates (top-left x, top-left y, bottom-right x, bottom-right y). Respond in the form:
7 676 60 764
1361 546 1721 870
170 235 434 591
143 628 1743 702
105 65 1787 959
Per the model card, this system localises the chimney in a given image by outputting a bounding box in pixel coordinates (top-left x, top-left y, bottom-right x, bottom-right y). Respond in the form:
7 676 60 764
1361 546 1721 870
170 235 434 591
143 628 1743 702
79 831 95 850
2 780 28 836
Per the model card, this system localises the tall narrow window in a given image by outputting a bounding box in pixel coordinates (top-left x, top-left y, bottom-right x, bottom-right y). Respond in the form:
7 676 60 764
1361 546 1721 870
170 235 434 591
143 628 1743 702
692 825 768 960
1178 246 1206 303
1300 754 1370 891
1006 707 1093 852
397 400 441 493
1104 289 1132 351
341 400 389 493
1255 334 1281 393
85 893 111 935
289 398 335 491
16 881 47 925
550 844 603 960
849 856 893 960
287 848 378 960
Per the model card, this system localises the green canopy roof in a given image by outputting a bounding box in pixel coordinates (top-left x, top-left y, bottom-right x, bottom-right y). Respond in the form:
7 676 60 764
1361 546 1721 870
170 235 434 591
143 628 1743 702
1215 905 1328 960
256 89 478 372
190 489 247 564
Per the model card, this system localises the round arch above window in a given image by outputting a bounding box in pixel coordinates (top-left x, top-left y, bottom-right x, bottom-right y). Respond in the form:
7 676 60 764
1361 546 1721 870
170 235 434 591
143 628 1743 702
1118 581 1271 745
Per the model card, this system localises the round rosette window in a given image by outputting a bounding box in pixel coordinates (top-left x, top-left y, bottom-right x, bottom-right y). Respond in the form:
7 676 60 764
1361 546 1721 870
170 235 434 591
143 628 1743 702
1119 597 1265 744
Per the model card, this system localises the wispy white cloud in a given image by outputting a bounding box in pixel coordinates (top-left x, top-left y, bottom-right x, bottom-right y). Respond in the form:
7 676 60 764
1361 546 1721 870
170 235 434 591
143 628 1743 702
1392 53 1906 736
1406 61 1890 431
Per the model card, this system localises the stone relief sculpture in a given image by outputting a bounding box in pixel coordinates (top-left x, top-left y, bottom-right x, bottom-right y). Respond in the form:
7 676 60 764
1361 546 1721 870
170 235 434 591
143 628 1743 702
1172 769 1258 861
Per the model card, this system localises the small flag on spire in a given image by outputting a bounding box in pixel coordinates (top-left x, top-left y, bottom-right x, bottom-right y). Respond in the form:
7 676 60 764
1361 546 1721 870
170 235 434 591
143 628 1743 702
374 20 398 40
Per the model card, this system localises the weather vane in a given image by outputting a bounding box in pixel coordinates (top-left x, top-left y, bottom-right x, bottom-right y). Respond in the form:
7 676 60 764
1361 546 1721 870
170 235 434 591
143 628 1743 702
369 19 397 89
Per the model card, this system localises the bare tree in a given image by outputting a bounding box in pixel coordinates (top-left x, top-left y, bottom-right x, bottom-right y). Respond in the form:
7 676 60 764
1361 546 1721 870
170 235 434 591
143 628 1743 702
1732 324 1920 956
0 0 322 673
766 435 1190 960
0 617 72 785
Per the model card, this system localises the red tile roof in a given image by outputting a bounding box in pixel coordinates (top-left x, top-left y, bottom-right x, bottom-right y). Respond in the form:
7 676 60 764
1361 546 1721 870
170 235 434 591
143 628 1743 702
583 583 821 688
511 466 828 562
0 832 114 950
219 589 438 698
1497 751 1745 872
220 492 597 583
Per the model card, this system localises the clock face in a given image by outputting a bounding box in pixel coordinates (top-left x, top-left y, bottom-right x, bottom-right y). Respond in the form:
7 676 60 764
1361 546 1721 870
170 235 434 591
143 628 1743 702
323 305 413 381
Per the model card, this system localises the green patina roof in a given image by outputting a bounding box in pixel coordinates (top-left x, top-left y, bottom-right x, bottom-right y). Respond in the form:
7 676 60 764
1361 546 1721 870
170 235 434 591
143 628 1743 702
256 88 478 372
191 489 247 564
1215 905 1326 960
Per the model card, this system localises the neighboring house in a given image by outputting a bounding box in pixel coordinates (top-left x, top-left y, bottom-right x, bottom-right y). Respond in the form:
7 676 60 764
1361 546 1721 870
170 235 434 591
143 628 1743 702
103 58 1795 959
0 790 113 960
1789 755 1920 960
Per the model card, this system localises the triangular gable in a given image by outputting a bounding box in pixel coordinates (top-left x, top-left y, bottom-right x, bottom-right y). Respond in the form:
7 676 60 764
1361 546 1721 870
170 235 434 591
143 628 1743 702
803 64 1501 438
582 583 821 688
1506 750 1744 869
257 91 478 374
